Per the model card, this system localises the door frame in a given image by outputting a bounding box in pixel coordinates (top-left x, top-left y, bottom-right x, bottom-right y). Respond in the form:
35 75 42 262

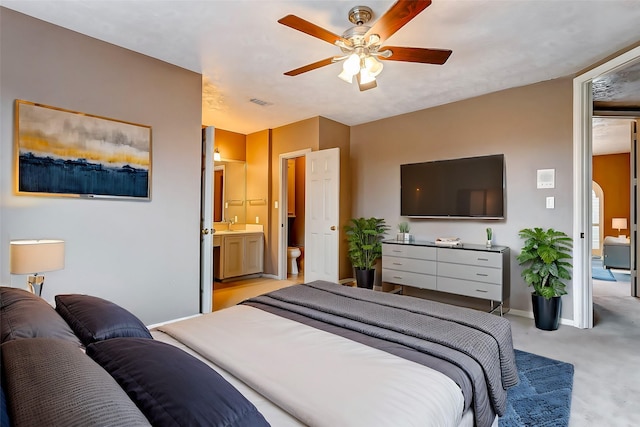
573 45 640 329
200 126 215 313
278 149 312 280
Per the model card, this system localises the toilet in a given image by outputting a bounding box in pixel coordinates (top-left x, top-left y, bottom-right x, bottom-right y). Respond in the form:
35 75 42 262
287 246 301 275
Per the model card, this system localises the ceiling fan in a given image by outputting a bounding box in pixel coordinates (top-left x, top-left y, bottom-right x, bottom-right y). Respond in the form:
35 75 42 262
278 0 452 91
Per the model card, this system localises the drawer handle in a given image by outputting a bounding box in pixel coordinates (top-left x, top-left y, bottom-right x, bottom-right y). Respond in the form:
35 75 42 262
393 250 402 253
393 262 403 265
477 258 489 261
476 273 489 277
393 276 403 279
475 289 488 293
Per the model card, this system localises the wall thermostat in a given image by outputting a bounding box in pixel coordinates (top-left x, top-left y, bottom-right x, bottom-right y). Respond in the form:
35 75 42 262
537 169 555 189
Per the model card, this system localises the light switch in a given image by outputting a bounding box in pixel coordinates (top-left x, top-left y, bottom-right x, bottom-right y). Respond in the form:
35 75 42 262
546 196 555 209
275 201 279 209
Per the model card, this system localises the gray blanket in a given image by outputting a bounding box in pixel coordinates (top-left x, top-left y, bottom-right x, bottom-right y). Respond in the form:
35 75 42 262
243 280 518 427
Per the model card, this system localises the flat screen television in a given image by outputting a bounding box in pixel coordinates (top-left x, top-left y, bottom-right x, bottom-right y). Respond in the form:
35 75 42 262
400 154 505 219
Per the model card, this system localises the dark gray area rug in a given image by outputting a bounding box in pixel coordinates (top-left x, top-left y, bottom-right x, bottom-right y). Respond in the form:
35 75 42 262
499 350 574 427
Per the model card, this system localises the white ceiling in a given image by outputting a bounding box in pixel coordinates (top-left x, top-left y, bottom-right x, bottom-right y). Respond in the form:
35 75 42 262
2 0 640 136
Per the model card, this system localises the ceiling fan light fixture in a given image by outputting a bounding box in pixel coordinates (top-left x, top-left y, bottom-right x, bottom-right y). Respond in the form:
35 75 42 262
356 70 377 91
364 56 383 77
343 53 360 75
338 69 354 83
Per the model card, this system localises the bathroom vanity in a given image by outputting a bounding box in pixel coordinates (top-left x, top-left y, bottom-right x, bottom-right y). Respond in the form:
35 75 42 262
213 228 264 281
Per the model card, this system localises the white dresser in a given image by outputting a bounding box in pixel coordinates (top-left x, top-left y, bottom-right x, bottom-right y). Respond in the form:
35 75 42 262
382 241 510 313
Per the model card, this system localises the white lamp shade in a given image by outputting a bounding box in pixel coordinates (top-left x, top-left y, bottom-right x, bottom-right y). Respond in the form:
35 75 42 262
612 218 628 230
10 240 65 274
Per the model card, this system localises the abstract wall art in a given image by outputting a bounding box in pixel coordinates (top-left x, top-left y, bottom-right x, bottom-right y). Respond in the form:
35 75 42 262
15 100 152 200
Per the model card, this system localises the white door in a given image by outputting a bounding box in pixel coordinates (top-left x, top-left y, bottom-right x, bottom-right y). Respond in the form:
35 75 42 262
304 148 340 282
200 127 214 313
632 120 638 297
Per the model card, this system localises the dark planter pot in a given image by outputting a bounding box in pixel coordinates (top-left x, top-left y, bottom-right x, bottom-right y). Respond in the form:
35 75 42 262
531 294 562 331
355 268 375 289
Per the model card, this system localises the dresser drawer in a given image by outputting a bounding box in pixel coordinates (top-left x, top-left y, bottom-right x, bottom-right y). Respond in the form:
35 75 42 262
382 270 437 290
437 277 502 301
383 256 437 275
383 244 436 260
437 248 502 268
437 262 501 284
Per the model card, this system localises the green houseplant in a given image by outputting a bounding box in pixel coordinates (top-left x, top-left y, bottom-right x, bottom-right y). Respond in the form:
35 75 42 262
345 217 389 288
516 227 573 330
397 221 411 242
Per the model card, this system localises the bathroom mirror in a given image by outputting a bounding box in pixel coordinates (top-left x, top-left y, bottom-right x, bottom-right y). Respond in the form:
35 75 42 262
214 159 246 224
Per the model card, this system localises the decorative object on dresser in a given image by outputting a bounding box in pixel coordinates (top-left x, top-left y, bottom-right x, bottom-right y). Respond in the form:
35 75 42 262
396 221 411 242
345 217 389 288
516 227 573 331
382 241 510 314
486 227 493 247
9 240 65 296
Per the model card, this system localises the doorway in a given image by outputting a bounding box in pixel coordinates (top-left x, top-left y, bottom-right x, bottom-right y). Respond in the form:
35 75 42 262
574 45 640 328
278 149 311 280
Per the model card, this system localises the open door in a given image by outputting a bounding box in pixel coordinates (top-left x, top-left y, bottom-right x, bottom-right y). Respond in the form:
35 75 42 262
304 148 340 282
632 120 638 297
200 127 214 313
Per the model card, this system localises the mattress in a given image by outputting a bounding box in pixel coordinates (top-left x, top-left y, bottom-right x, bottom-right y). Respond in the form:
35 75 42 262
151 306 480 427
153 279 516 427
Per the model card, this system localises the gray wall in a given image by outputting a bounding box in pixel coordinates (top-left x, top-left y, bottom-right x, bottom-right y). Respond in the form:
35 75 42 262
0 8 202 324
350 78 574 319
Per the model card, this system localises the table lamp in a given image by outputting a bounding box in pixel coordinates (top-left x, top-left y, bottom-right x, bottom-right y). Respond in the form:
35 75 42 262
611 218 628 238
10 240 65 296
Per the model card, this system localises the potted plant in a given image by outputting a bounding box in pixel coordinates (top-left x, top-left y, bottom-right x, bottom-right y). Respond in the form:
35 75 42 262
486 227 493 247
516 227 573 331
345 217 389 289
397 221 411 242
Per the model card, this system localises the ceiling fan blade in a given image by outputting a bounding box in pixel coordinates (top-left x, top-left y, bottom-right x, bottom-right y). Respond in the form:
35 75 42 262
380 46 452 65
278 15 350 46
365 0 432 44
284 57 336 76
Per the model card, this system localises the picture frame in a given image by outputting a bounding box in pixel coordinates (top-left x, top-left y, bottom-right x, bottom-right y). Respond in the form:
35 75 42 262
14 100 152 200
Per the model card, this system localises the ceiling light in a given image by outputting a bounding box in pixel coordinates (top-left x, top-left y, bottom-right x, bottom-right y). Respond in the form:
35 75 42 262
356 69 377 91
364 56 383 77
343 53 360 74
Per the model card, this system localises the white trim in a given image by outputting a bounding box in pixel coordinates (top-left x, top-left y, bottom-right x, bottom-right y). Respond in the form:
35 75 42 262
573 45 640 329
508 308 576 327
278 149 312 280
200 127 215 314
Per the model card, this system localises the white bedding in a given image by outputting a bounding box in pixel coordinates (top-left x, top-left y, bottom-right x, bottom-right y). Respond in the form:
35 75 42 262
157 305 470 427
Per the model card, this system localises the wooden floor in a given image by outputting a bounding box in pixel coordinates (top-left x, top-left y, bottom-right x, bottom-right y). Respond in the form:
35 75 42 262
212 274 304 311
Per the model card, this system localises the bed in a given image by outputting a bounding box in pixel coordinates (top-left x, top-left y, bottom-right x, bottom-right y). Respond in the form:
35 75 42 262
1 281 518 427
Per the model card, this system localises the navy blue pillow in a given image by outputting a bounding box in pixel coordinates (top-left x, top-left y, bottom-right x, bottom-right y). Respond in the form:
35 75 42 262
86 338 270 427
1 383 10 427
55 294 152 346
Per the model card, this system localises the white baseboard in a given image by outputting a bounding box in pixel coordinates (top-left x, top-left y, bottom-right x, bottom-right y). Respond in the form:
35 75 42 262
508 308 576 327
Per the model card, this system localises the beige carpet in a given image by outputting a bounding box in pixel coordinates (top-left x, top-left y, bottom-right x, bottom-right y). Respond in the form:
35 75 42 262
507 276 639 426
213 275 640 425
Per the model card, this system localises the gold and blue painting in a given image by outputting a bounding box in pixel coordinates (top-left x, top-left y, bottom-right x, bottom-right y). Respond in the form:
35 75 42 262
15 100 151 199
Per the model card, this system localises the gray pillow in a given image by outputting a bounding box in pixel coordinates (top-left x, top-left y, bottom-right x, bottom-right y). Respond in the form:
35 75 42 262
1 337 151 426
0 287 80 346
